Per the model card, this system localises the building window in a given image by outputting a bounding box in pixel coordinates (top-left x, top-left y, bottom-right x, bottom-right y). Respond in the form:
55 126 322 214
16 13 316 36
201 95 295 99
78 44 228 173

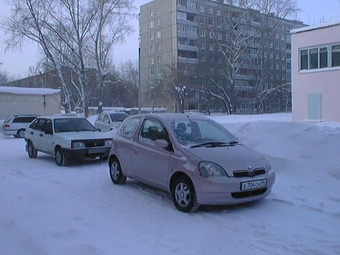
300 44 340 70
157 68 162 75
150 45 155 53
150 9 154 16
199 6 205 13
150 68 155 76
157 31 161 38
320 47 328 68
309 48 318 69
157 56 161 63
332 45 340 67
300 49 308 70
150 21 154 29
150 57 154 65
200 29 205 37
178 0 187 7
150 33 154 41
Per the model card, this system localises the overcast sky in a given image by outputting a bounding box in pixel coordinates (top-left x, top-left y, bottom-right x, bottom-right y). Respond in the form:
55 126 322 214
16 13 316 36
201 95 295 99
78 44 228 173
1 0 340 78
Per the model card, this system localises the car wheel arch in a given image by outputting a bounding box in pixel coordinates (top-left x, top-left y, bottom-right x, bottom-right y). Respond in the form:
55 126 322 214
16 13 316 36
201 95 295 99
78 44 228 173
169 172 194 192
169 172 200 213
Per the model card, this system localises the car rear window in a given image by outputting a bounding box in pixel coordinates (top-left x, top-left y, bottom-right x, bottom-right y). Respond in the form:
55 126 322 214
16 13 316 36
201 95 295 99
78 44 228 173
110 113 129 122
13 116 37 123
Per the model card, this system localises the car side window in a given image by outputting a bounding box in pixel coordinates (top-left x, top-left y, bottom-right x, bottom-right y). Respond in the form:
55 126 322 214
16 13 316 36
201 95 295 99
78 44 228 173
43 119 53 134
119 117 140 136
98 113 104 121
103 114 110 123
33 118 47 131
140 119 169 142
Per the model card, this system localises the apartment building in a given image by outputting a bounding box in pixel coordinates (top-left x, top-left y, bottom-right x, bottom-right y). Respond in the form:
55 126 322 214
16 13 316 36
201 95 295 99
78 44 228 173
139 0 304 113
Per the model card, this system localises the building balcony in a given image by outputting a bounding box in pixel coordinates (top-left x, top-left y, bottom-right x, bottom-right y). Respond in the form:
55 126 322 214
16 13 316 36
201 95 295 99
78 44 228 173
178 57 199 64
178 44 198 52
177 5 198 15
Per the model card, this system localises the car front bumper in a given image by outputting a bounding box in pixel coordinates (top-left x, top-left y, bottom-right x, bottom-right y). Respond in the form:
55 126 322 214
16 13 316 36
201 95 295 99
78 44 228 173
63 146 111 159
193 169 276 205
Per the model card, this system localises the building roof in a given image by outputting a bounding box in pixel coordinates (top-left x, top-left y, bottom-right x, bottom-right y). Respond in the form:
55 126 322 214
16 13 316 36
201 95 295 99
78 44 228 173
0 86 60 95
291 20 340 34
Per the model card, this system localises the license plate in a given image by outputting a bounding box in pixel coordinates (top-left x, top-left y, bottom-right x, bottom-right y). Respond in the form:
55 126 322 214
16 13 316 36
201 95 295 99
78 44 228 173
88 148 105 154
241 179 267 191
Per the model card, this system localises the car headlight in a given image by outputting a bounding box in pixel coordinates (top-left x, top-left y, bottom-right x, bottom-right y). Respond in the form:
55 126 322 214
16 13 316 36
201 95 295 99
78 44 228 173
105 139 112 147
72 141 85 148
199 161 227 177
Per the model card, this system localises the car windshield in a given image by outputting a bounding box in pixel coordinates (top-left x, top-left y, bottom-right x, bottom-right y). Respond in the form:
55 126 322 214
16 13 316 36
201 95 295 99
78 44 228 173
170 118 237 147
54 118 97 133
109 113 129 122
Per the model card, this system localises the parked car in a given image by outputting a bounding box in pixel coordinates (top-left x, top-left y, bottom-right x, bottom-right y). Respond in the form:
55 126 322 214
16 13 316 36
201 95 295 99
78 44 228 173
25 115 113 166
108 113 275 213
1 114 39 138
94 111 129 132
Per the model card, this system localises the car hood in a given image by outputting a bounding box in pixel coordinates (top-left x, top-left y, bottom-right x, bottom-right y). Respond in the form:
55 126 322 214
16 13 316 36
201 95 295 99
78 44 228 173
55 131 113 140
186 144 267 175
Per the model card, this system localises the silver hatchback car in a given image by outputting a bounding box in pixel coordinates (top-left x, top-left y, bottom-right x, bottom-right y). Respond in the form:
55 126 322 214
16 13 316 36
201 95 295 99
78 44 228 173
108 113 275 212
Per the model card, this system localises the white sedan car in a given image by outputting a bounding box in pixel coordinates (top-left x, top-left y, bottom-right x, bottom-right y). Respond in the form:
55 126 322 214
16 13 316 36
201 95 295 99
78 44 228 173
94 111 129 132
25 115 113 166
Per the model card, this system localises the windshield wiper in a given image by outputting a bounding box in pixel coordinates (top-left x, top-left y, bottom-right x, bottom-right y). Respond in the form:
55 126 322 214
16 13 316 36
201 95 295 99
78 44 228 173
191 141 239 148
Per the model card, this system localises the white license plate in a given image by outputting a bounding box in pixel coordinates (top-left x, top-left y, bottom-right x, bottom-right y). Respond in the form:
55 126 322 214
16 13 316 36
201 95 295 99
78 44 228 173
88 148 105 154
241 179 267 191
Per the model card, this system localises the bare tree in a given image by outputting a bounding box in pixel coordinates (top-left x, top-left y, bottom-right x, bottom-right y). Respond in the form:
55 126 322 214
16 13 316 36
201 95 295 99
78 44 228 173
0 70 10 85
1 0 135 116
251 0 299 113
201 0 298 114
198 0 256 114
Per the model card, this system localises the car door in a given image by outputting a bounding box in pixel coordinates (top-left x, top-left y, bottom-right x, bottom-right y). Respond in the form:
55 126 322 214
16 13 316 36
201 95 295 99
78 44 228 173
38 119 54 154
130 118 171 190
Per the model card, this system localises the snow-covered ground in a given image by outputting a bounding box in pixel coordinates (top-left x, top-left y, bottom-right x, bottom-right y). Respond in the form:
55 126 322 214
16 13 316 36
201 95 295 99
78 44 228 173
1 113 339 255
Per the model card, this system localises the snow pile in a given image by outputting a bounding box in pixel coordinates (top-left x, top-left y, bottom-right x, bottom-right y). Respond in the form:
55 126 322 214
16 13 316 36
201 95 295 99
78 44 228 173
0 113 339 255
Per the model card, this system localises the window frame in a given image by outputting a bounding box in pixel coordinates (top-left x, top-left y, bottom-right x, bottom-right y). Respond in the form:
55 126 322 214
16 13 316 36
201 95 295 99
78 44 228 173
299 43 340 71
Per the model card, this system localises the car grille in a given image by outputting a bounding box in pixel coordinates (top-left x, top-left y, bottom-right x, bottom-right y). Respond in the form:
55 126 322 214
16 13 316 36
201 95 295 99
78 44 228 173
233 168 266 178
231 188 267 199
82 139 106 147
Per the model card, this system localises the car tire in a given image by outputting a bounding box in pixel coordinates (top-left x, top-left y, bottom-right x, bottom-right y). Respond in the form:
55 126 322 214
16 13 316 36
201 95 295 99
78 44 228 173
55 147 68 166
171 176 200 213
17 129 26 138
109 157 127 184
27 141 38 158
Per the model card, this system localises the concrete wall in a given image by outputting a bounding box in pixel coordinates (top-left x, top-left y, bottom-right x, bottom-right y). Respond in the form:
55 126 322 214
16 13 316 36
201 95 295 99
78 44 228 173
0 88 61 120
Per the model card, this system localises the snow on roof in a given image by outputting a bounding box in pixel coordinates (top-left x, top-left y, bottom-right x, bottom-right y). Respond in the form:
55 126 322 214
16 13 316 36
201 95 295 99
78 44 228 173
291 20 340 34
0 86 60 95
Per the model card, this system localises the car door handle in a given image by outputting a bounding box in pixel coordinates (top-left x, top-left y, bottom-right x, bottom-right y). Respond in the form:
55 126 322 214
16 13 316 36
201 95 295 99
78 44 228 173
132 148 138 154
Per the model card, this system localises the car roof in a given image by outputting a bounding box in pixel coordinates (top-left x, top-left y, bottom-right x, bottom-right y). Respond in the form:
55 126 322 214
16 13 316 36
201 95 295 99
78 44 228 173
102 111 128 114
36 114 86 120
11 114 40 117
138 112 211 122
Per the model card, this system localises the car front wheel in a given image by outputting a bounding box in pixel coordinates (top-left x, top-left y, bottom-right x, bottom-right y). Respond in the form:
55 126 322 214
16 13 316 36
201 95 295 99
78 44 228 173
171 176 200 213
55 147 68 166
109 157 126 184
27 141 38 158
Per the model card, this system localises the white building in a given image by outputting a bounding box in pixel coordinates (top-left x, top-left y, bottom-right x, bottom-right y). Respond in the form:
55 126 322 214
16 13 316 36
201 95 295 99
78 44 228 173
0 86 61 119
291 21 340 122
